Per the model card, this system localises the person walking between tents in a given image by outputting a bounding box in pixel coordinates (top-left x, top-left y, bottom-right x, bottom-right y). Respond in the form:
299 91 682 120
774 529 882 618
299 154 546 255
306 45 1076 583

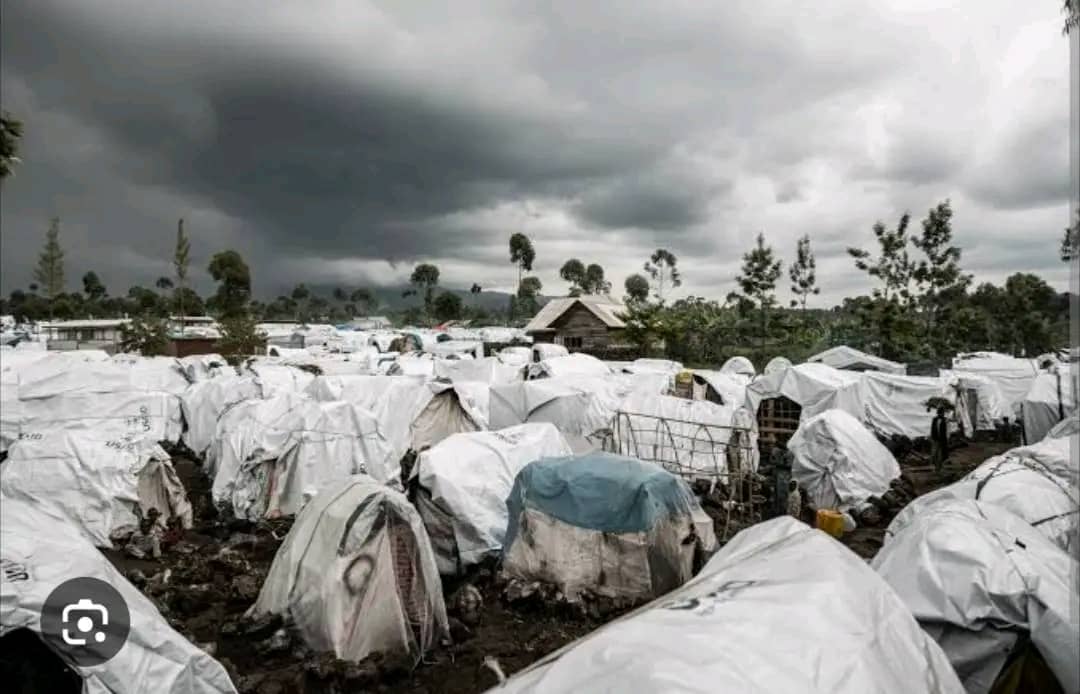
930 407 949 476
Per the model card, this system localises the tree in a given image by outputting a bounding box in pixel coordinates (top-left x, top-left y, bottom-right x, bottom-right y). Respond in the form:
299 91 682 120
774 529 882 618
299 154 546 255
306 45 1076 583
350 288 373 315
1061 210 1079 262
515 276 543 318
34 218 65 317
788 235 819 309
433 291 464 322
207 250 251 318
127 285 165 316
217 313 267 362
332 287 347 303
82 271 107 301
735 233 783 358
910 200 972 357
410 263 440 316
121 315 169 356
171 287 205 317
174 219 191 328
1064 0 1079 34
848 213 915 304
624 273 650 303
644 249 682 302
155 276 174 292
559 259 587 296
1 112 23 181
509 233 536 291
584 264 611 295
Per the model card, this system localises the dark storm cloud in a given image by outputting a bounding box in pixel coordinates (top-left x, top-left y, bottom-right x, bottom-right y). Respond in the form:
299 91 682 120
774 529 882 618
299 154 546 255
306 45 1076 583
965 118 1071 211
0 0 1071 302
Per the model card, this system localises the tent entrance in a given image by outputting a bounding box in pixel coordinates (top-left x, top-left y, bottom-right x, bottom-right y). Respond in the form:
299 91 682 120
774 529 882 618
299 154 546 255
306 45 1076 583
757 396 801 450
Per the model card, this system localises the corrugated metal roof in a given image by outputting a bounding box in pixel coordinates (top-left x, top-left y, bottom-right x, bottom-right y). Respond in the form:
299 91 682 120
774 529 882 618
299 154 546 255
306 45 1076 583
524 295 627 332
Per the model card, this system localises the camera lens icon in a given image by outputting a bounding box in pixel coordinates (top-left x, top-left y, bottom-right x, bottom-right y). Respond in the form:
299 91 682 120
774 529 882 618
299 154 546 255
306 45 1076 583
61 598 110 646
42 577 130 666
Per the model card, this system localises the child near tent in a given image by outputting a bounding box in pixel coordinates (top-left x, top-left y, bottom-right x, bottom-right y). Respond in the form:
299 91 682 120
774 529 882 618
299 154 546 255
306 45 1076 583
930 408 949 475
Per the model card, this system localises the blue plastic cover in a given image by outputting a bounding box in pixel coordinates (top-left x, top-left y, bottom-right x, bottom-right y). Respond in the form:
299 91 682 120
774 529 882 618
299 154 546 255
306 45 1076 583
503 452 698 546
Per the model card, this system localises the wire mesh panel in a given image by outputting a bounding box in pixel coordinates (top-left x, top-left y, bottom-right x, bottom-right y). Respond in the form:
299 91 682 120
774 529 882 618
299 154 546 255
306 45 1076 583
606 410 763 541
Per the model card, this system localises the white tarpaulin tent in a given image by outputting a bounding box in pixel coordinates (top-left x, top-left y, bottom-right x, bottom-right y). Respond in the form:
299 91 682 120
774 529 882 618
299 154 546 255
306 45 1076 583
614 392 759 476
495 517 964 694
108 354 191 394
249 476 449 664
874 499 1080 694
178 353 230 383
945 371 1012 433
745 363 862 418
411 423 573 574
720 355 756 379
243 360 317 395
211 394 398 520
1019 366 1076 445
409 381 489 452
180 375 264 458
950 352 1041 413
0 495 236 693
787 409 901 511
808 345 906 374
886 436 1078 556
527 353 611 379
0 432 192 548
304 374 433 463
433 356 523 385
689 369 747 406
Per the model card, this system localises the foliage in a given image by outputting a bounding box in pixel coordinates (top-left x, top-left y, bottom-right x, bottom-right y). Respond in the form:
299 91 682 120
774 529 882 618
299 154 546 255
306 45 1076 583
350 287 373 314
735 233 783 357
644 249 682 302
509 233 536 279
624 273 650 303
207 250 251 318
1062 210 1079 263
410 263 440 317
173 218 191 323
433 291 464 321
121 315 170 356
584 264 611 294
1064 0 1079 34
34 218 65 304
848 213 915 304
910 200 972 355
216 313 267 358
788 234 819 309
156 276 174 291
82 271 107 301
559 258 587 296
0 111 23 180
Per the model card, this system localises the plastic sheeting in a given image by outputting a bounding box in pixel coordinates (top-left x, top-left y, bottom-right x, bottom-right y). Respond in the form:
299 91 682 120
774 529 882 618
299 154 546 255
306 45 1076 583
614 392 759 476
745 362 862 417
787 409 901 511
951 352 1042 413
886 436 1078 556
0 495 236 693
409 382 489 452
249 476 449 664
807 345 906 374
180 375 264 457
433 357 523 385
243 360 317 395
720 355 755 378
411 423 573 574
528 353 611 379
502 453 717 600
495 517 964 694
874 499 1080 694
689 369 747 406
211 394 398 520
1 432 193 547
1020 368 1076 445
945 371 1012 432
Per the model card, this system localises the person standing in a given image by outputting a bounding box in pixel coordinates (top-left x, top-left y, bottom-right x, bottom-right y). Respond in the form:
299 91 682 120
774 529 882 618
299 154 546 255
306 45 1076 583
931 407 949 475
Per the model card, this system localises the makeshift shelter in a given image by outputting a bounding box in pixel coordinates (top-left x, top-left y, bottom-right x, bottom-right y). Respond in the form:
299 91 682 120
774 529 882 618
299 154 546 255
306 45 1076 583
857 371 957 439
502 453 717 601
787 410 901 511
497 517 964 694
0 495 236 694
214 395 398 520
746 363 862 447
243 359 317 395
886 436 1078 556
249 476 449 664
527 352 611 379
0 432 193 548
427 340 483 360
433 356 523 385
874 499 1079 694
180 375 264 458
109 353 191 394
496 346 532 367
950 352 1041 413
807 345 906 374
763 355 792 374
178 353 230 382
410 381 489 452
689 369 747 406
411 423 573 574
387 353 436 378
1019 366 1076 445
613 392 759 478
531 343 569 362
622 358 683 375
720 355 755 379
946 371 1012 433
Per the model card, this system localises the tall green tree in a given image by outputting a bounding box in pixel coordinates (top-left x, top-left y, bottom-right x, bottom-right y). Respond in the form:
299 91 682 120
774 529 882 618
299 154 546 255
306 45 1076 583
848 212 916 304
735 233 782 357
583 264 610 295
515 275 543 318
788 235 819 309
410 263 440 316
156 276 174 292
207 250 251 318
82 271 107 301
644 249 682 303
34 218 65 317
173 219 191 325
509 233 536 291
624 273 650 303
910 200 972 357
332 287 347 303
559 259 586 296
0 112 23 181
1061 210 1079 262
350 288 373 315
433 291 464 322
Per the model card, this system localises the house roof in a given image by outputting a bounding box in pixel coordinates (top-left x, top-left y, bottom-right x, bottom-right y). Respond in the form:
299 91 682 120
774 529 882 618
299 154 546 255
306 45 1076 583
524 295 627 333
41 319 132 329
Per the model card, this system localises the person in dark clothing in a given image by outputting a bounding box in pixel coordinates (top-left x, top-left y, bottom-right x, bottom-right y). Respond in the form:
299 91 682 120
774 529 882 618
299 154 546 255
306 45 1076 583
931 407 949 474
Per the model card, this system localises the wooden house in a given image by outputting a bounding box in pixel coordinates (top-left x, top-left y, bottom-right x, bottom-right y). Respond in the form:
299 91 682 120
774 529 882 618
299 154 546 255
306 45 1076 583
524 295 627 353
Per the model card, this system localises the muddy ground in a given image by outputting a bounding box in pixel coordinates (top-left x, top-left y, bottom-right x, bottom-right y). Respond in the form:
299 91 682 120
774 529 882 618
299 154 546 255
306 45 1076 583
4 437 1015 693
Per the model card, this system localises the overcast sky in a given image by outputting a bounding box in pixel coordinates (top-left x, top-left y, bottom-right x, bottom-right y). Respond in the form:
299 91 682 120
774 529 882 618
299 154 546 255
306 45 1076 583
1 1 1074 306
